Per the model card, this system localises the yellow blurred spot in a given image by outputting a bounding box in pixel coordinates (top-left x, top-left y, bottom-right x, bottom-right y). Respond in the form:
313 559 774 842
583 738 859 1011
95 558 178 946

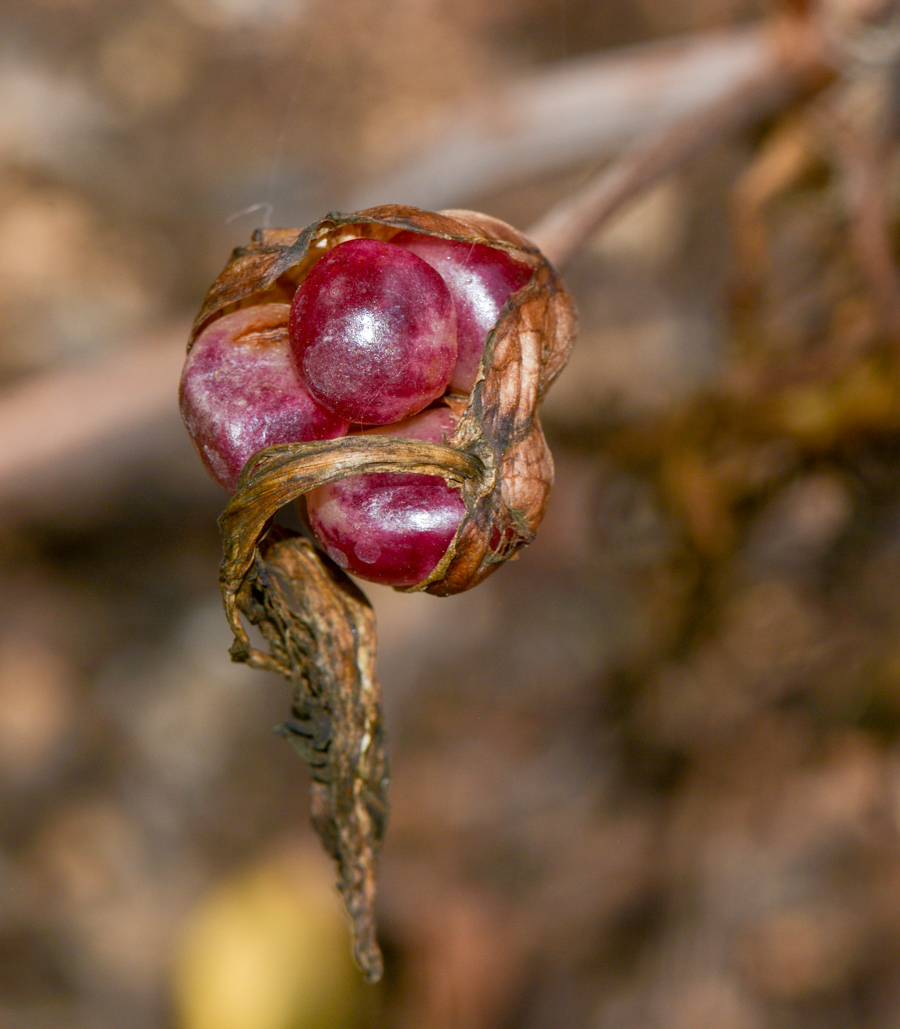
661 448 735 558
771 360 900 445
173 844 370 1029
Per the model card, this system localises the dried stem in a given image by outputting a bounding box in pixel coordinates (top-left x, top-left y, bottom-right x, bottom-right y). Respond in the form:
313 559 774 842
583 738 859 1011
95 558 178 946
828 109 900 342
236 531 388 982
356 25 779 211
527 17 831 270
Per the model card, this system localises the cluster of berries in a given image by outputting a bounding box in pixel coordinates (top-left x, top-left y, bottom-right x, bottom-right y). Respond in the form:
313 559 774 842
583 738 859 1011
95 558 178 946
180 231 531 586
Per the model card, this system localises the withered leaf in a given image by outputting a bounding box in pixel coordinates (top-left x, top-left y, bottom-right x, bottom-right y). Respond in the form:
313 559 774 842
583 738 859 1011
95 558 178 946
232 528 388 982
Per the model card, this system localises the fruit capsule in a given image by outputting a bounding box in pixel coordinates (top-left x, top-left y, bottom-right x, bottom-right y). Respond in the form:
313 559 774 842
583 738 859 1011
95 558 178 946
194 206 576 600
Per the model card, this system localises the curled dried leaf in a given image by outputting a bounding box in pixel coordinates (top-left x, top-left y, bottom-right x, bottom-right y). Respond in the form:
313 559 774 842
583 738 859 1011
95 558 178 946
234 530 387 982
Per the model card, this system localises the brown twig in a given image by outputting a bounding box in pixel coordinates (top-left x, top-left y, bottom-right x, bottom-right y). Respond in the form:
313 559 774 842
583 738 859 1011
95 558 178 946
827 108 900 342
527 18 831 270
0 327 189 511
354 25 782 211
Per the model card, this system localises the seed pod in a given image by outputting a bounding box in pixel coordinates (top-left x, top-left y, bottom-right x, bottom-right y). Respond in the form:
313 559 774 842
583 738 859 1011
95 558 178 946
186 205 576 981
193 206 576 603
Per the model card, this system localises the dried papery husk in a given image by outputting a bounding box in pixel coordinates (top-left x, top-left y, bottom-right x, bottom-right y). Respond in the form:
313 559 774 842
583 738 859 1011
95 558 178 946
189 205 576 982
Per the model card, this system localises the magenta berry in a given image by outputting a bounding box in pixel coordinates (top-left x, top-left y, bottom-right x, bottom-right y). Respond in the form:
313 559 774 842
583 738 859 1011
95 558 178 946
306 408 466 587
288 238 457 425
180 304 349 492
390 231 532 392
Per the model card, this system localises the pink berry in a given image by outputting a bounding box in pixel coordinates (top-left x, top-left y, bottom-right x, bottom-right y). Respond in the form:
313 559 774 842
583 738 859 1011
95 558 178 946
288 238 457 425
390 231 532 392
180 304 349 492
306 408 466 587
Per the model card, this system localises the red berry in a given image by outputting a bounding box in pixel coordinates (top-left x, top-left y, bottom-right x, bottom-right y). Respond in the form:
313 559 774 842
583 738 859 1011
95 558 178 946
390 231 532 392
288 238 457 425
180 304 349 492
306 408 466 587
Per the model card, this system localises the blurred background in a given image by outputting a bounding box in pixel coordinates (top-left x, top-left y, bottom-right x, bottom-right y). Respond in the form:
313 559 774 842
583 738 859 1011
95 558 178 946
7 0 900 1026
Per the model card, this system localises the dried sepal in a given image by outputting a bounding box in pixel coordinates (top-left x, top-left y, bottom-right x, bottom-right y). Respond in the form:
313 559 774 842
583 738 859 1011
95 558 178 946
233 529 388 982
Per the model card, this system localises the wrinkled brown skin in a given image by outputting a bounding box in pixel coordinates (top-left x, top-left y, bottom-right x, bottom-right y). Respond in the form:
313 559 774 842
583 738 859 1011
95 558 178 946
188 205 576 981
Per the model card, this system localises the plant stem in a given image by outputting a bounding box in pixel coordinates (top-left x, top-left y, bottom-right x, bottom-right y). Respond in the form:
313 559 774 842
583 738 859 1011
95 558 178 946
527 17 832 270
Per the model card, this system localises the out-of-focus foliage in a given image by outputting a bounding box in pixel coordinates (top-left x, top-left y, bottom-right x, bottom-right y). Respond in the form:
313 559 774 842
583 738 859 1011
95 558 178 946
173 844 369 1029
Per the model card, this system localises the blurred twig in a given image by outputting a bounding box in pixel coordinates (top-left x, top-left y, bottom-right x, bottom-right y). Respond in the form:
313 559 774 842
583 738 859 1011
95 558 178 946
827 106 900 342
355 25 783 210
0 327 188 508
528 16 832 269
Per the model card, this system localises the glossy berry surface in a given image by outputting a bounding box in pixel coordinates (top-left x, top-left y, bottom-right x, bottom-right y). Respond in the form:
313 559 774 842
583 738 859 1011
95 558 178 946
390 231 532 392
306 408 466 587
180 304 349 492
288 238 457 425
